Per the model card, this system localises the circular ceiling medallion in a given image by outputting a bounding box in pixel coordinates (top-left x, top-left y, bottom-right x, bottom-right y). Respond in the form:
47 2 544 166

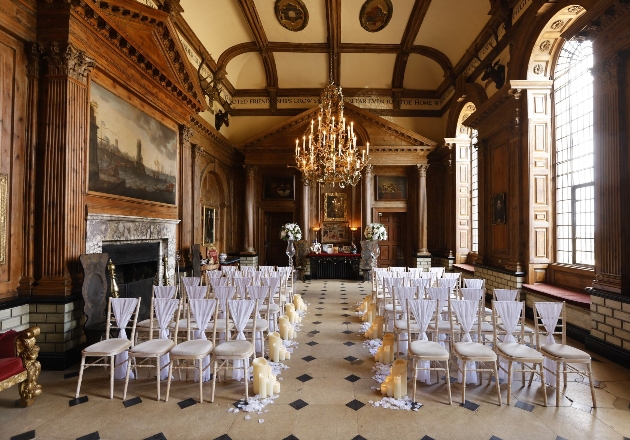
275 0 309 32
360 0 393 33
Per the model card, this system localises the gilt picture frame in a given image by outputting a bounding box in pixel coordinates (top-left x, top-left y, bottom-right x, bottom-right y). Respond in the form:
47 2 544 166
376 175 407 200
263 175 295 200
203 206 216 245
323 192 347 221
322 223 348 243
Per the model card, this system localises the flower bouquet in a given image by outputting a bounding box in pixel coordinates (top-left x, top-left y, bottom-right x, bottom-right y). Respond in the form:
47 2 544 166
364 223 387 241
280 223 302 241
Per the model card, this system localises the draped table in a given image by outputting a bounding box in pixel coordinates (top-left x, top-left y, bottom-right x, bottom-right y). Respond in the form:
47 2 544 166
308 253 360 280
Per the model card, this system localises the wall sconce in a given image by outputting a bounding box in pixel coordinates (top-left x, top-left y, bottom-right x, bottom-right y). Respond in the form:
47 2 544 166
350 227 358 246
312 227 321 243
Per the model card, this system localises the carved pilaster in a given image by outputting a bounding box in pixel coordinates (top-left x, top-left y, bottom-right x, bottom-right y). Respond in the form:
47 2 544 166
18 44 41 295
301 179 310 241
179 125 194 254
243 165 258 254
362 164 373 228
592 54 623 292
34 42 95 296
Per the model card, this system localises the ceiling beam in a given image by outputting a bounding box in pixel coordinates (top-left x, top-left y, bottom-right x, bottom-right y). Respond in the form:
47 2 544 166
392 0 434 89
325 0 341 84
233 87 442 99
235 0 278 89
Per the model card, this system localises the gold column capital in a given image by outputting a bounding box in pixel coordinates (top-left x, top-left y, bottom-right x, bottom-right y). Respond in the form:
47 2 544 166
416 163 429 176
244 165 258 177
41 42 95 84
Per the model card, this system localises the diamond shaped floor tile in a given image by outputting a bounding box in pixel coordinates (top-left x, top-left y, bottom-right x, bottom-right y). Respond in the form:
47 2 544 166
346 399 366 411
345 374 361 383
343 341 355 346
302 355 316 362
344 356 358 362
460 400 480 411
306 341 318 346
342 330 353 334
296 374 313 383
289 399 309 410
515 400 535 412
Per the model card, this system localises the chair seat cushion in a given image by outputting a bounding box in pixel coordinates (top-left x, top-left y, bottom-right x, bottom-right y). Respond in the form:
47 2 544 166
471 322 494 332
0 357 25 382
428 321 460 332
208 319 234 332
171 319 199 331
541 343 590 360
130 339 175 356
498 342 542 360
213 340 254 358
170 340 213 357
384 304 403 312
136 318 158 329
498 323 534 334
394 320 420 331
83 339 131 356
409 340 449 359
245 320 269 331
454 341 497 360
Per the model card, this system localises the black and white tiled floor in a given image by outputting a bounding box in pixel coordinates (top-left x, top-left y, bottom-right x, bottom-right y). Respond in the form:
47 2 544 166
2 279 630 439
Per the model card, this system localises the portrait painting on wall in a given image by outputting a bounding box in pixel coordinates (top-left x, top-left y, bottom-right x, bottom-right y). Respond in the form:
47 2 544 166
324 192 347 221
88 81 177 205
492 192 506 225
376 175 407 200
263 175 295 200
322 223 347 243
203 206 216 245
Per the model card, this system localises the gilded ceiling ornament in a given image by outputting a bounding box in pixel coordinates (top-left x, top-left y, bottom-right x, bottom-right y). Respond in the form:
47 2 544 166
567 6 584 14
533 63 545 75
275 0 309 32
539 40 552 53
360 0 393 33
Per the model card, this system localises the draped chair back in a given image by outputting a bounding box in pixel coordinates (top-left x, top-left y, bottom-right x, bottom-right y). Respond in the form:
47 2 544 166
107 297 141 344
407 267 425 275
181 277 201 287
389 267 406 273
148 297 181 342
224 299 257 345
450 299 482 343
437 277 459 297
185 285 209 301
209 278 229 293
460 288 484 302
429 267 445 277
393 286 417 319
492 300 525 346
153 285 177 299
212 286 237 334
407 298 438 342
221 266 238 275
419 271 436 286
246 286 271 320
251 271 263 286
426 287 450 318
410 277 431 292
493 289 519 301
206 270 223 280
188 298 218 342
241 266 256 277
534 301 566 347
232 277 253 298
261 276 281 304
464 278 485 289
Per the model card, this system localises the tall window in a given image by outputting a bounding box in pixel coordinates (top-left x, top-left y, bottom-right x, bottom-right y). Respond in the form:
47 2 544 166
554 39 594 265
471 129 479 253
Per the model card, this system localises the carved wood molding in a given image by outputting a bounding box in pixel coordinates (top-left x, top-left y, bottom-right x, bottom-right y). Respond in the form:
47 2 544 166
572 0 630 40
190 114 233 150
325 0 341 84
60 0 206 113
392 0 434 89
592 54 623 90
462 86 513 129
40 42 95 83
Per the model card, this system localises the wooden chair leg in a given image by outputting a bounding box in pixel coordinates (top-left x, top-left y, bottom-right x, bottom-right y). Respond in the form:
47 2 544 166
244 359 249 402
211 360 217 403
563 362 568 388
556 361 561 407
494 361 502 406
412 358 418 403
540 363 547 407
445 360 452 405
462 364 467 404
587 363 596 408
199 360 204 404
75 356 86 399
157 358 162 401
507 361 513 405
110 356 115 399
165 361 174 402
123 356 133 400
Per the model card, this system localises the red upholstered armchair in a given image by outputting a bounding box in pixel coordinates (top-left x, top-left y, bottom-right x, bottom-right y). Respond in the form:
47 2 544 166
0 327 42 406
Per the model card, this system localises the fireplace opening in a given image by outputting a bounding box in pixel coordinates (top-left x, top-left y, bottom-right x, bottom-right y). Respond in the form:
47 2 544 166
102 242 160 320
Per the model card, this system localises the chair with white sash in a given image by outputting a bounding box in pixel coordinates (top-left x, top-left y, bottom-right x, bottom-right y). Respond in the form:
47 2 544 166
244 286 271 356
136 286 177 343
76 297 141 399
427 287 458 353
381 277 404 320
437 277 459 299
389 266 406 273
392 286 420 356
492 300 546 406
494 289 534 346
210 286 237 340
451 299 502 405
407 298 452 404
165 298 217 403
232 276 253 298
172 285 209 341
211 299 257 402
419 270 436 286
181 277 201 288
407 267 424 275
123 297 181 401
262 276 283 324
461 288 493 345
429 267 445 277
409 277 431 292
534 301 596 407
442 272 461 288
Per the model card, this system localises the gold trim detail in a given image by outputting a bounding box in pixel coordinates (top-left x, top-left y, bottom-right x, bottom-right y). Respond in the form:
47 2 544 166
323 192 348 222
15 327 42 406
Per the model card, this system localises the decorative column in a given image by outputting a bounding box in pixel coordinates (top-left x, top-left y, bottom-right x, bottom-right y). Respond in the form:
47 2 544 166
34 42 94 296
362 164 373 228
591 56 622 294
18 43 40 294
243 165 257 254
416 164 430 255
301 179 310 241
179 126 194 259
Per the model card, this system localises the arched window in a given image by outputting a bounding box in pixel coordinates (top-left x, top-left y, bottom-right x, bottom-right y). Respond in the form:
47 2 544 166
553 38 594 265
470 129 479 253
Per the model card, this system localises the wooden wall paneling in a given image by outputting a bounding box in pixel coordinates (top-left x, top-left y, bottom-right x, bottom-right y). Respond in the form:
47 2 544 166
0 31 27 299
0 0 36 43
178 126 193 259
426 149 448 257
447 138 473 263
621 53 630 292
490 136 509 257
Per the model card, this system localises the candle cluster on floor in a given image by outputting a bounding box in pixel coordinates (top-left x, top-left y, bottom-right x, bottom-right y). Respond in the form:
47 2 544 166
365 315 385 339
380 359 407 399
374 333 395 364
252 357 281 398
363 338 382 356
268 332 291 362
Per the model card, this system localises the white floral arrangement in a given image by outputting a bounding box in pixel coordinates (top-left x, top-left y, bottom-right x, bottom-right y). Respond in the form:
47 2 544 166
280 223 302 241
364 223 387 241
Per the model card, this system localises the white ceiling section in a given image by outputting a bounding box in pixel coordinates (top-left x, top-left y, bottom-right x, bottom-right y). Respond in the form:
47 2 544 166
275 52 329 89
181 1 253 60
226 52 267 89
414 0 490 64
340 53 397 89
254 0 328 43
341 0 415 44
403 54 444 90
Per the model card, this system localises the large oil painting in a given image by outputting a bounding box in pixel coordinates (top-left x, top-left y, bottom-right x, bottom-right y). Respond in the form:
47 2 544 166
88 81 177 205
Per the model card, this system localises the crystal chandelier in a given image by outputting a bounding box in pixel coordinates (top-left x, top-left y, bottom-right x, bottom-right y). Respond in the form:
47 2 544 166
294 68 369 188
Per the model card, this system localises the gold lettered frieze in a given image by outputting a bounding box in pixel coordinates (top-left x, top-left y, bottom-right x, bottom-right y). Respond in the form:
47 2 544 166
0 173 7 265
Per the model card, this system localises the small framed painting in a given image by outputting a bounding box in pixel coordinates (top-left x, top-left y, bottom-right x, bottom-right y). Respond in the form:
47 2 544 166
376 175 407 200
263 175 295 200
491 193 506 225
322 223 348 243
203 206 216 245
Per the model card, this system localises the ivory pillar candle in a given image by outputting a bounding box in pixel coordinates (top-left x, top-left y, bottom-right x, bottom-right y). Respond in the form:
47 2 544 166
384 345 391 365
259 374 268 398
278 316 290 339
273 381 281 394
266 376 274 396
393 375 402 399
252 357 268 394
391 359 408 396
268 332 282 361
373 315 384 339
381 333 395 364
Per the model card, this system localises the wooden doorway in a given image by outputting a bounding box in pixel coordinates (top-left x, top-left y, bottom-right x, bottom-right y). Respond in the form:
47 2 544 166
265 212 294 267
377 212 407 267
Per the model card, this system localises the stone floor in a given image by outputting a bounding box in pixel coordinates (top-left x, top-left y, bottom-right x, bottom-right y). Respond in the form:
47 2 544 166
1 279 630 440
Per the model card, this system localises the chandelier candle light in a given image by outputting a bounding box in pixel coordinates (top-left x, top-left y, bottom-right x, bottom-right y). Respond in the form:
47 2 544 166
294 72 370 187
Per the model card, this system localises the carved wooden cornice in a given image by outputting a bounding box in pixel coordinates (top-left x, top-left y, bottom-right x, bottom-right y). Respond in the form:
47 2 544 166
63 0 206 113
180 125 193 147
461 86 513 130
190 114 232 150
40 42 95 83
571 0 630 40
